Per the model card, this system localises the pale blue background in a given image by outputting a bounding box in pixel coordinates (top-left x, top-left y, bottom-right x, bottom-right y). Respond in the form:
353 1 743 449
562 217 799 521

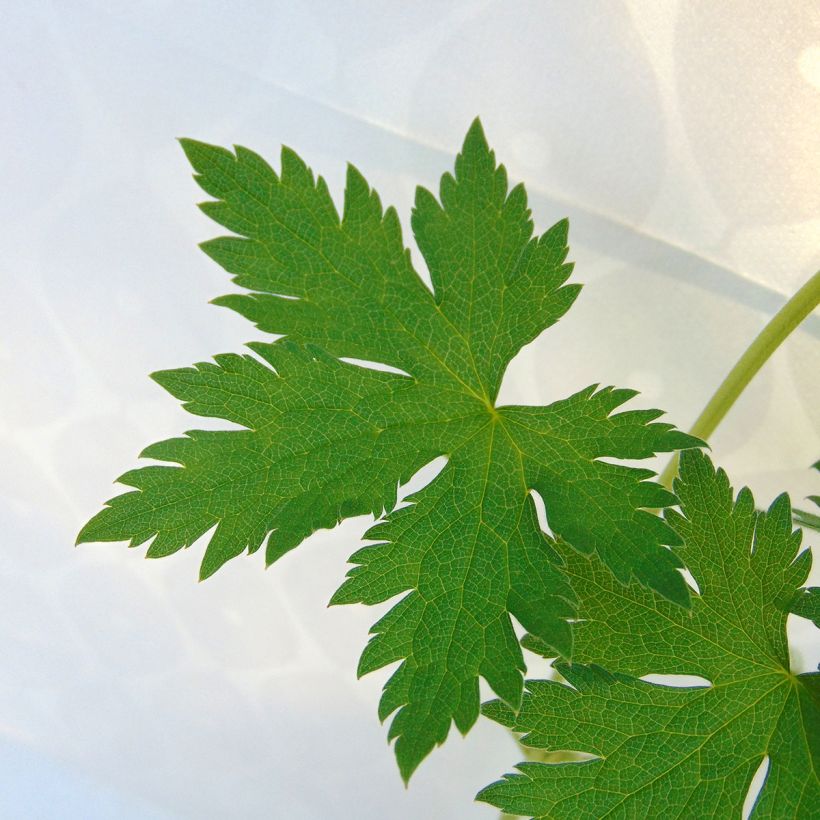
2 2 819 818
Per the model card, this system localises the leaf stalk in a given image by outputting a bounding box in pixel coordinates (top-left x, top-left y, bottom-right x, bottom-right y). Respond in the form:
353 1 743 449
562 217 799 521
660 270 820 488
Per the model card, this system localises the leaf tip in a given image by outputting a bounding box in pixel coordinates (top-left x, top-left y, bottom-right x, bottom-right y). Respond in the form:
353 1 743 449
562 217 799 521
397 751 420 787
463 116 489 154
548 216 570 247
327 586 347 607
177 136 204 166
148 368 173 390
198 551 223 582
76 513 105 547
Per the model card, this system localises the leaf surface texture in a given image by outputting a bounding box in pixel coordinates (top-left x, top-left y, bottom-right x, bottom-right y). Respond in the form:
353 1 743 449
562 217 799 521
481 451 819 818
79 121 697 778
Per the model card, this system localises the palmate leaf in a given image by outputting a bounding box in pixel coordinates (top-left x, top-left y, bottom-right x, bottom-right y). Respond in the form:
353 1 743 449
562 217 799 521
78 120 698 779
480 451 819 818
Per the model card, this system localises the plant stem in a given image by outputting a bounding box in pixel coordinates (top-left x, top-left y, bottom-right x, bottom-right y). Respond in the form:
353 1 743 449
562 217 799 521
659 270 820 489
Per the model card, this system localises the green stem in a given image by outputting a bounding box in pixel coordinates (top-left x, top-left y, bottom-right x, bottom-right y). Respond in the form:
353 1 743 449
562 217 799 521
659 270 820 489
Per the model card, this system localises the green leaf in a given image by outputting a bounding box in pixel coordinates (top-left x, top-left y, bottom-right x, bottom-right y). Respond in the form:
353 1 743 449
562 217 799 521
793 459 820 535
79 119 698 779
480 451 819 818
795 508 820 532
78 341 478 577
789 588 820 629
789 460 819 627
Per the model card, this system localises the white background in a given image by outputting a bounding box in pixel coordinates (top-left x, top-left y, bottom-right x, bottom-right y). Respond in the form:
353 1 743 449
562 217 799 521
2 1 819 818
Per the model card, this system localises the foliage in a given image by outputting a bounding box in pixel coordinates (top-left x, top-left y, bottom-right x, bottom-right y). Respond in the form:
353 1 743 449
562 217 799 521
794 460 820 535
78 121 817 813
481 451 819 818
